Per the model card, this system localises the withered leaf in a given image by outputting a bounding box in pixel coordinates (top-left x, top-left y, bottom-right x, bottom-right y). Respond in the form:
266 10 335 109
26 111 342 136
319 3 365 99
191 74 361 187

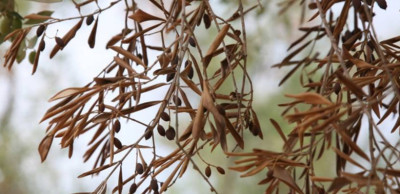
88 17 98 48
327 177 351 192
129 9 165 23
336 72 366 99
49 87 88 102
109 46 145 68
120 101 162 115
93 181 107 194
285 92 332 105
24 13 54 21
78 163 116 178
272 166 303 194
50 18 83 58
204 24 231 67
166 72 175 82
38 135 54 162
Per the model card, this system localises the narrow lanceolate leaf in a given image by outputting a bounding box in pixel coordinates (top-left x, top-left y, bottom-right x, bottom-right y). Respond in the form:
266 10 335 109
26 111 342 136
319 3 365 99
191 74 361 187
285 92 332 105
273 166 303 194
78 163 116 178
32 34 45 75
49 87 88 102
93 181 107 194
204 24 231 67
120 101 162 115
129 9 165 23
38 135 54 162
335 72 366 99
24 13 54 21
109 46 145 68
25 10 54 24
50 18 83 58
88 17 99 48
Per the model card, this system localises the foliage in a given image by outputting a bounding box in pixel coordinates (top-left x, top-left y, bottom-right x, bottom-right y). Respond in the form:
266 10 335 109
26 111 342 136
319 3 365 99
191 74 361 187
1 0 400 193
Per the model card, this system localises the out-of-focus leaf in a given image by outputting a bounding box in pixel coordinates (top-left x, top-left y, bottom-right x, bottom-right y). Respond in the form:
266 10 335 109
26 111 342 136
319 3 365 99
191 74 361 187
24 11 54 25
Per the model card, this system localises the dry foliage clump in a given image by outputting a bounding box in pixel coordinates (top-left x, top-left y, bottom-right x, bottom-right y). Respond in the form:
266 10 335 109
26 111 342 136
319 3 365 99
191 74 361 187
1 0 400 193
230 0 400 193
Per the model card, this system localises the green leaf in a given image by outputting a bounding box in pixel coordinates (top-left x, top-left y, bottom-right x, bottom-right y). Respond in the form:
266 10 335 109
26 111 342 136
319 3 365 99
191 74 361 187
27 36 38 48
25 10 54 25
16 40 27 64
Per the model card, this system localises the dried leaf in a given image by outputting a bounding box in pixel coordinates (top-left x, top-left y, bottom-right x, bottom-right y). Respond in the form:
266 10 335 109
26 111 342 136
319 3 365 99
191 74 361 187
49 87 88 102
204 24 230 67
285 92 332 105
109 46 145 68
129 9 165 23
78 163 115 178
272 166 303 194
88 17 98 48
38 135 54 162
93 181 107 194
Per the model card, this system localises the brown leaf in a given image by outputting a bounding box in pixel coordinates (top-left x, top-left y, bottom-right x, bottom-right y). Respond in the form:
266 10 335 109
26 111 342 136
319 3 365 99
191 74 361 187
204 24 231 67
109 46 146 68
333 124 370 162
336 72 366 99
93 181 107 194
49 87 88 102
129 9 165 23
270 119 287 144
24 14 54 20
78 163 116 178
38 135 54 162
272 166 303 194
327 177 351 192
120 101 162 115
88 17 99 48
50 18 83 58
285 92 332 105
